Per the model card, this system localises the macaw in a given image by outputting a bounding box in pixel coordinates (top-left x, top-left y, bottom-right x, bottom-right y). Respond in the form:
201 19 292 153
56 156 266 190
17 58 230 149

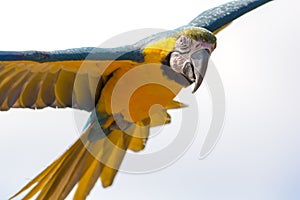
0 0 272 199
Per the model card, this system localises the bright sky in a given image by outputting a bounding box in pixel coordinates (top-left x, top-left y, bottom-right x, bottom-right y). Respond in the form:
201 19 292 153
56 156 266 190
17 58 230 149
0 0 300 199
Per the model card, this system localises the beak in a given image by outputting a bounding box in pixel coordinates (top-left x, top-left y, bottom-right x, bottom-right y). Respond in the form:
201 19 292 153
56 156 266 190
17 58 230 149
190 49 210 93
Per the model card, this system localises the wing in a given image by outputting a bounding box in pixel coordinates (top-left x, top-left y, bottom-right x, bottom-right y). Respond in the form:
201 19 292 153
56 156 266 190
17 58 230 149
134 0 273 48
186 0 272 33
0 47 144 111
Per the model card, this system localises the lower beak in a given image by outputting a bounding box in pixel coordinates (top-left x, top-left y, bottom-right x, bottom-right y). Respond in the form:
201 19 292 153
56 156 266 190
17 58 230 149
190 49 210 93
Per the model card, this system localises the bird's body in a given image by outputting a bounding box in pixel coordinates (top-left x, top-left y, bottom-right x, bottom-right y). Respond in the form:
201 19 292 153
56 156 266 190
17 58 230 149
0 0 272 199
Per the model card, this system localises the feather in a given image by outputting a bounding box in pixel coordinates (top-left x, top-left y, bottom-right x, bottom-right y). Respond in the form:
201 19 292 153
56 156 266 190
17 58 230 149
9 138 82 199
0 69 27 109
54 69 76 107
10 118 152 199
8 70 30 108
39 70 59 107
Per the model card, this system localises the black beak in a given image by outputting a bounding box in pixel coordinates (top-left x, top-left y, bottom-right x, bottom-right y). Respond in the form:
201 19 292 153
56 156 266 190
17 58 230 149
190 49 210 93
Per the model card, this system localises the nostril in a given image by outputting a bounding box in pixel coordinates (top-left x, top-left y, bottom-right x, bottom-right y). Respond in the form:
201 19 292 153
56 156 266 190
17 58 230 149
204 49 211 55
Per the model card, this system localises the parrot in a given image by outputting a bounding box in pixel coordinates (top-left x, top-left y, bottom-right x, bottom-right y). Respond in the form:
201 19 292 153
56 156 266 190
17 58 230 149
0 0 272 199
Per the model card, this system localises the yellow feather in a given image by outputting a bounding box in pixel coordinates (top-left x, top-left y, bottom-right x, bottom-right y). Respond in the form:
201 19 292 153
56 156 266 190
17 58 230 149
10 138 82 199
35 140 86 199
74 149 103 199
72 131 108 199
143 37 176 63
100 130 128 187
54 69 76 107
127 121 150 152
165 100 186 109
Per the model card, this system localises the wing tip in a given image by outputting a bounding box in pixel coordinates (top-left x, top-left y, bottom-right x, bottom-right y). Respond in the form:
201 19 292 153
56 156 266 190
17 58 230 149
187 0 274 32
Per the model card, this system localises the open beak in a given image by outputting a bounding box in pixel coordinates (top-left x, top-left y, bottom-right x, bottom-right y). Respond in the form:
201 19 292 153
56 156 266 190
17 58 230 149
190 49 210 93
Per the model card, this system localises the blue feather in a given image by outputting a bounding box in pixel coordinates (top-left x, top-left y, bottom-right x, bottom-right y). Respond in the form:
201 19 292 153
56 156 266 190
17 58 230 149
0 0 272 62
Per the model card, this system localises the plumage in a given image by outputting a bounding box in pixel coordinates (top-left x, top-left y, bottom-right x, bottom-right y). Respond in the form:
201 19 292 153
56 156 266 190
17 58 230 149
0 0 272 199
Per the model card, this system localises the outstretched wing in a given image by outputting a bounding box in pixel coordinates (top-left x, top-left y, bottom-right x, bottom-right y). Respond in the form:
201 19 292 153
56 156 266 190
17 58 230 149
186 0 272 33
0 47 144 111
134 0 273 48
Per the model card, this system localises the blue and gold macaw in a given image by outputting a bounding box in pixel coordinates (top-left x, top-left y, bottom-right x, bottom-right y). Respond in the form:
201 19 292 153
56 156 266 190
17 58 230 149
0 0 271 199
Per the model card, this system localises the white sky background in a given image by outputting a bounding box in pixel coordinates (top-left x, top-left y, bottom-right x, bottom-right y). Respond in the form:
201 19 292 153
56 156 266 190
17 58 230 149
0 0 300 199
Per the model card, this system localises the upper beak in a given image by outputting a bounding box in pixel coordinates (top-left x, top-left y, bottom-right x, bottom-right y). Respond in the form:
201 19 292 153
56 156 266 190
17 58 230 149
190 49 210 93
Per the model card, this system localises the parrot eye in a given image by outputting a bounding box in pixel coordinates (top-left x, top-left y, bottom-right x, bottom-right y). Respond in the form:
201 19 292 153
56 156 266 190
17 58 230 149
175 35 192 53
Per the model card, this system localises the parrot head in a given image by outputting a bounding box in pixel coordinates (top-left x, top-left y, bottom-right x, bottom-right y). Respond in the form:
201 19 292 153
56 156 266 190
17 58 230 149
168 27 216 93
143 27 216 93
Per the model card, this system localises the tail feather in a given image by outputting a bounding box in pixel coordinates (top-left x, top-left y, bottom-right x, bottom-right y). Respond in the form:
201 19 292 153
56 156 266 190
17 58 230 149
10 125 100 199
36 141 89 199
11 105 177 199
58 146 91 198
74 154 103 199
100 130 130 187
59 141 102 198
10 122 141 199
10 138 83 200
